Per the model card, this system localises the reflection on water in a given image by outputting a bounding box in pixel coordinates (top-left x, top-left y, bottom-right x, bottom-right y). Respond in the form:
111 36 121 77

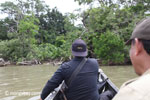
0 65 137 100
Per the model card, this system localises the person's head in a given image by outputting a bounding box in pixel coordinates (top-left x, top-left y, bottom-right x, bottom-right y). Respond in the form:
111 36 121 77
126 18 150 75
72 39 87 57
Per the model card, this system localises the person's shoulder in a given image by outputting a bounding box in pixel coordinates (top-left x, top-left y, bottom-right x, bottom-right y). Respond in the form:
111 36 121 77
113 78 141 100
88 58 97 61
113 76 150 100
121 78 137 87
129 73 150 90
87 58 99 68
120 74 150 93
113 85 141 100
60 61 71 69
123 71 150 88
87 58 98 64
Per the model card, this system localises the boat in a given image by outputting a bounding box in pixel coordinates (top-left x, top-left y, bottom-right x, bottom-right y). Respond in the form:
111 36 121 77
98 69 118 95
45 69 119 100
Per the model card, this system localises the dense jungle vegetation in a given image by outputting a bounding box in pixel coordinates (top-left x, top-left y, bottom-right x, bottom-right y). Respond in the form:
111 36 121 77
0 0 150 65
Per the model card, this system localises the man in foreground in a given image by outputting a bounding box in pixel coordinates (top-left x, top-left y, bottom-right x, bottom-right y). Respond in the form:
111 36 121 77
113 18 150 100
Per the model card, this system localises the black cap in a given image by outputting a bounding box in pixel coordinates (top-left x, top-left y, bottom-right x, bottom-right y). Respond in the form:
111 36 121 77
72 39 87 57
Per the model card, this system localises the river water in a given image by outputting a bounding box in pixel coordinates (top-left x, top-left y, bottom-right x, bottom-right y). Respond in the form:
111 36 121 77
0 65 137 100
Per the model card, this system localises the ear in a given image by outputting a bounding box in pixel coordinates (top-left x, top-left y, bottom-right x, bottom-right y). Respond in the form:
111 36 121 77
135 38 142 56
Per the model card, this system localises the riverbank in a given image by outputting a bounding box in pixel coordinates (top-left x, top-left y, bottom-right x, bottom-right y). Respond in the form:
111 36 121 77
0 58 63 67
0 57 132 67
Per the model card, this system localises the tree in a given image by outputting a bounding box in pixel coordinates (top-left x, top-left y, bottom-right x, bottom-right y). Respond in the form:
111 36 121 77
37 8 66 44
0 15 39 61
75 0 149 64
93 31 125 65
0 19 9 40
0 0 80 62
0 0 47 36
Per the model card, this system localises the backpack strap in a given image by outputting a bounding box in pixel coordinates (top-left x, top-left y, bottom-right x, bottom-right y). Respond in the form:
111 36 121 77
67 58 87 87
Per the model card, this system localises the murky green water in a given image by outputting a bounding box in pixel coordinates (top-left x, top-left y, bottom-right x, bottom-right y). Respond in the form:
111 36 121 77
0 65 137 100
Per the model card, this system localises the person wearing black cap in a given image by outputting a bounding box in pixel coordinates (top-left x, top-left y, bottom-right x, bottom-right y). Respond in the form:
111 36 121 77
113 18 150 100
40 39 105 100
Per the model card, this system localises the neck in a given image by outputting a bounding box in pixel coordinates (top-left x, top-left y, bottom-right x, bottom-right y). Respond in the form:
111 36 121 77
139 52 150 75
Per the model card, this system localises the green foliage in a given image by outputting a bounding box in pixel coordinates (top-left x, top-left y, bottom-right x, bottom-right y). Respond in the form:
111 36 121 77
74 0 93 5
15 15 39 60
0 15 39 62
0 1 18 16
18 15 39 43
38 8 66 44
0 20 9 40
0 39 24 61
83 7 115 33
58 32 79 60
0 18 16 40
1 0 150 65
83 6 145 41
27 43 62 61
0 0 47 18
54 29 82 60
93 31 125 65
80 1 147 65
0 0 79 62
27 30 81 61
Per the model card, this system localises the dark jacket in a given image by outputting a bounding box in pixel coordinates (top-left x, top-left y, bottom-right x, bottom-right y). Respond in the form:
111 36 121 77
41 57 99 100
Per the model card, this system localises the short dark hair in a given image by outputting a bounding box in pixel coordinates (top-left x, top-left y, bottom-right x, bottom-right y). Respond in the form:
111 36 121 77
131 39 150 55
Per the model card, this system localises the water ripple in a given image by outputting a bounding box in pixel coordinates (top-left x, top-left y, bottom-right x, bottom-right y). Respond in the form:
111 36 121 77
28 95 40 100
1 96 16 100
0 83 9 86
